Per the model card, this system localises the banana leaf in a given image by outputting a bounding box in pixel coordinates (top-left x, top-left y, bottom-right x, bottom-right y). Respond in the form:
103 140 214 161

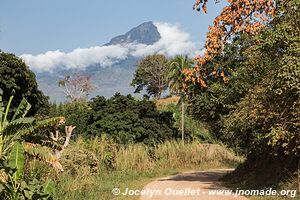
8 142 25 181
43 179 55 196
11 98 31 122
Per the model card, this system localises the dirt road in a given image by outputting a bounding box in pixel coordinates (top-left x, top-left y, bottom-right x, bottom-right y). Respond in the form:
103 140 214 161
140 169 248 200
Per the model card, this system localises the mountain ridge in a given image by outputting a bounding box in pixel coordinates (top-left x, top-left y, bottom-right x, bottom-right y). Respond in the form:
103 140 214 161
105 21 161 46
35 21 161 102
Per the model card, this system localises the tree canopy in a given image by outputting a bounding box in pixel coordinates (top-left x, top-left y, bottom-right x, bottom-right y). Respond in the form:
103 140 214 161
58 74 94 102
188 0 299 185
0 51 50 116
187 0 282 87
131 54 169 99
86 93 178 144
193 0 276 65
168 56 193 96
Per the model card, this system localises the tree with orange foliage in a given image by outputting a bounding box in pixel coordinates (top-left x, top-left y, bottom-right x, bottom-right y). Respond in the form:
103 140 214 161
193 0 276 66
187 0 278 88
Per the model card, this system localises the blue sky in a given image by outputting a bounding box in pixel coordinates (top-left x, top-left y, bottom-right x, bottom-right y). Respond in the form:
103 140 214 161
0 0 226 56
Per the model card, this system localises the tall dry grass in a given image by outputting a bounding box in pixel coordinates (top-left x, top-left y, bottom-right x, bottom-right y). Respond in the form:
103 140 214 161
155 96 180 110
49 136 243 199
60 136 242 175
57 136 242 174
154 141 240 169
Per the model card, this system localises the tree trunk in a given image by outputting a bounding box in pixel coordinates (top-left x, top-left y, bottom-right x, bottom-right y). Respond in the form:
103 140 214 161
181 100 184 145
298 159 300 191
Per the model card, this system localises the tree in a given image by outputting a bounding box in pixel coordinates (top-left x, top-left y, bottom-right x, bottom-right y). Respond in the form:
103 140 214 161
187 0 280 87
189 0 299 186
168 56 194 143
0 51 50 116
193 0 276 66
221 0 300 155
168 56 194 96
131 54 169 99
0 89 74 171
189 0 300 156
58 73 94 102
189 34 255 135
86 93 178 144
49 101 91 136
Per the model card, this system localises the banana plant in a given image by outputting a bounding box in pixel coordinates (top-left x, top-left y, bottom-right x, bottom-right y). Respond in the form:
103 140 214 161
0 138 53 199
0 89 35 163
0 89 67 199
0 89 70 170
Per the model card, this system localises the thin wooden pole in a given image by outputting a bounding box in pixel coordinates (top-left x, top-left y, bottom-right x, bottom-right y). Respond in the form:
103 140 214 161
181 100 184 145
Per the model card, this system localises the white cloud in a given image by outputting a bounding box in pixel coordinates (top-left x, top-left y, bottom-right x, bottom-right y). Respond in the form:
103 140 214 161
21 45 129 72
21 22 203 72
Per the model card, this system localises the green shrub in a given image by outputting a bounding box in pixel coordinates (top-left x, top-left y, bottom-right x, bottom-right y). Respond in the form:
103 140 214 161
162 103 212 142
86 93 178 144
0 91 56 199
49 101 90 136
50 94 179 145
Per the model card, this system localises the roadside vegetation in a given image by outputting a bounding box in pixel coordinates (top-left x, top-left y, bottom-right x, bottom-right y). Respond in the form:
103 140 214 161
0 0 299 199
53 137 241 200
189 0 299 192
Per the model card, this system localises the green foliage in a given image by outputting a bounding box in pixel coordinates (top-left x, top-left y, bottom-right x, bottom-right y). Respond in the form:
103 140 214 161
167 56 195 143
49 101 90 136
131 54 169 98
161 103 212 142
189 34 260 136
0 90 67 199
188 1 299 187
0 51 50 117
48 94 180 144
0 174 53 200
168 55 193 96
219 1 300 156
0 89 35 162
8 143 25 182
87 93 178 144
42 179 55 197
190 0 300 157
0 89 67 165
0 141 53 200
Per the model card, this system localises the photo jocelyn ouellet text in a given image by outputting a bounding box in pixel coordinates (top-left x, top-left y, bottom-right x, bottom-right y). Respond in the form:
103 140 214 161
112 187 298 198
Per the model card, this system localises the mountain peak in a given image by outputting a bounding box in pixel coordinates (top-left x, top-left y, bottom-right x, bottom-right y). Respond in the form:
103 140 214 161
106 21 161 46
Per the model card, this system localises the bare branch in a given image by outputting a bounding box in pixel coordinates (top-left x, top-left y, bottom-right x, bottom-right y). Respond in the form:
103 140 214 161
49 130 59 141
58 73 94 102
63 126 76 148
